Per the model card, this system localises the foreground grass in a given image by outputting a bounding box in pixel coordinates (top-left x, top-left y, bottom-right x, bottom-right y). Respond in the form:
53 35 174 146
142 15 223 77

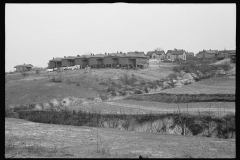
6 117 235 158
6 108 235 139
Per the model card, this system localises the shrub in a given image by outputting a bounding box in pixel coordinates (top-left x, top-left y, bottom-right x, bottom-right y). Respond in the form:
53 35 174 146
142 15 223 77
134 90 142 94
220 63 232 71
107 85 115 92
50 76 62 83
119 73 138 86
168 73 178 80
35 69 41 74
21 71 29 77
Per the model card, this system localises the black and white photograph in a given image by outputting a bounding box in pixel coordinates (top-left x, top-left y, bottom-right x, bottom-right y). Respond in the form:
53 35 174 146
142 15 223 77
5 3 236 158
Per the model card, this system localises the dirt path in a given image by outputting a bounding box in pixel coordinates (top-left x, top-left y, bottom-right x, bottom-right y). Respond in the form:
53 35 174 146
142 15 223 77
5 118 235 158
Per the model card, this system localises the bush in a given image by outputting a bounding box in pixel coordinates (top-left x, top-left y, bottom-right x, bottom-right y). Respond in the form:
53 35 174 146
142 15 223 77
50 76 62 83
119 73 138 86
220 63 232 71
35 69 41 74
21 71 29 77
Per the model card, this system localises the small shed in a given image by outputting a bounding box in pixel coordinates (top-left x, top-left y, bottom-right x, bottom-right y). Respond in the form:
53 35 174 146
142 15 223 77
14 64 33 72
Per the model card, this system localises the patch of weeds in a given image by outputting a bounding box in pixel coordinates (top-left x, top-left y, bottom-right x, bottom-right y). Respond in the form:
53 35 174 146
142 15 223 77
134 90 142 94
50 76 62 83
107 86 116 92
21 71 29 77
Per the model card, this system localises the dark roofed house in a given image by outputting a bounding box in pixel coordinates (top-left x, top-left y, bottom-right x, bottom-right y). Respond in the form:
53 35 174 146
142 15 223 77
48 57 63 69
166 49 187 62
104 52 125 68
127 51 145 57
196 49 218 59
228 50 236 63
186 52 194 57
89 54 106 68
62 56 77 67
146 50 165 60
126 52 148 69
14 63 33 72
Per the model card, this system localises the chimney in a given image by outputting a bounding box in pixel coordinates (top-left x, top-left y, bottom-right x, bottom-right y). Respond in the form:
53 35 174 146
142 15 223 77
120 51 122 54
64 56 66 58
174 48 177 51
117 51 118 53
77 55 80 57
53 57 54 59
155 50 157 51
93 54 94 56
24 63 25 65
105 52 107 55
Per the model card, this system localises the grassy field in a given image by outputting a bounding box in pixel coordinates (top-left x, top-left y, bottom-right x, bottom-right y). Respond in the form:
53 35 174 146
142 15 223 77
5 118 235 158
62 100 235 117
157 76 235 94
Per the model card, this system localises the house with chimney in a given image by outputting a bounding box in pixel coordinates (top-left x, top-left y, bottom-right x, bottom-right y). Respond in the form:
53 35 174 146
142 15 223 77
14 63 33 72
146 50 165 60
229 50 236 63
48 57 63 69
125 52 149 69
89 53 106 68
104 52 125 68
217 49 232 59
165 49 187 62
61 56 77 67
196 49 218 59
186 52 194 58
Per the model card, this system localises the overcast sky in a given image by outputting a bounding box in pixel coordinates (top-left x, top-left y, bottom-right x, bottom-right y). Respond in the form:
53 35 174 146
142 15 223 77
5 3 236 72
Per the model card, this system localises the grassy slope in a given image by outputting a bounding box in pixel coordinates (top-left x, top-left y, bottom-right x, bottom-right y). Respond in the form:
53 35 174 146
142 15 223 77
5 65 175 106
157 76 235 94
5 118 235 158
5 74 98 106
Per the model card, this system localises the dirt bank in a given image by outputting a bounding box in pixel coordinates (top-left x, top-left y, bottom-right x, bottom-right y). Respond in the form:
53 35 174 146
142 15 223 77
125 93 235 103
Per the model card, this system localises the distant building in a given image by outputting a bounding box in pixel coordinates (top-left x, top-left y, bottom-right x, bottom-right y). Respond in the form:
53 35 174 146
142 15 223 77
48 57 63 69
62 56 77 67
228 50 236 63
89 54 106 68
127 51 145 57
146 50 165 60
166 49 187 62
196 49 218 59
14 63 33 72
186 52 194 58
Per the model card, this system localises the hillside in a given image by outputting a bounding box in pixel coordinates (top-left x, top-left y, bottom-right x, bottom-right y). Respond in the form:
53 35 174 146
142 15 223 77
5 64 175 106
